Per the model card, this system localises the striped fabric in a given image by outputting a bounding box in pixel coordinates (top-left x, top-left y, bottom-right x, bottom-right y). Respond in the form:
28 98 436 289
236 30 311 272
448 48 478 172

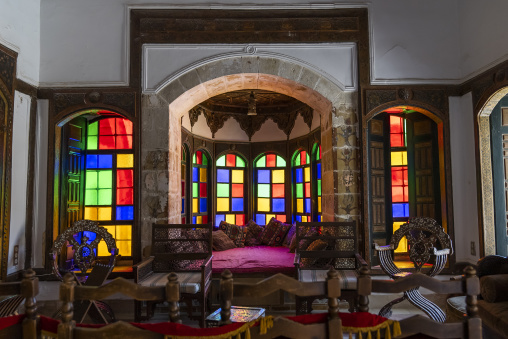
139 272 201 294
299 269 358 289
0 295 24 317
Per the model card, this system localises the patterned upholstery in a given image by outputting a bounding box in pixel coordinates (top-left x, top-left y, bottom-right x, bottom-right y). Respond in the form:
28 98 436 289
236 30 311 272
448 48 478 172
139 272 201 294
298 269 358 289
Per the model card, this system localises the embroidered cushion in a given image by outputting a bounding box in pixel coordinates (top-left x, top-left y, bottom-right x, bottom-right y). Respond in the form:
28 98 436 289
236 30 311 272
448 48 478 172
301 239 329 267
212 230 237 251
290 226 319 253
283 224 296 248
259 218 291 246
245 220 263 246
218 221 246 248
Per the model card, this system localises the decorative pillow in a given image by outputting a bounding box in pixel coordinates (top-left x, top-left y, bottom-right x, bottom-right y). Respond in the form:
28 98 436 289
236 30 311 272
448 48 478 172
245 220 263 246
259 218 291 246
480 274 508 303
212 230 237 251
219 221 246 248
283 224 296 248
301 239 329 267
290 227 319 253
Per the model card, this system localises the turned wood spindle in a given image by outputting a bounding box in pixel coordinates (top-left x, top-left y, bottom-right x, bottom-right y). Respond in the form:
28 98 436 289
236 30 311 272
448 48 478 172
220 269 233 325
166 272 182 324
464 265 479 318
58 273 76 339
357 265 371 313
327 267 340 319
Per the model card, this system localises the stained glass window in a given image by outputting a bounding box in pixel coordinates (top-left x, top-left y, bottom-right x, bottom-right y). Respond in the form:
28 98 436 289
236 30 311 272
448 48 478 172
254 153 287 225
84 115 133 257
192 149 210 224
215 153 246 226
292 150 311 223
181 146 188 224
312 143 322 222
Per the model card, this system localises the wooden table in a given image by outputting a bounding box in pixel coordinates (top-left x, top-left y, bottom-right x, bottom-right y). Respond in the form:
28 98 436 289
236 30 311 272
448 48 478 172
206 306 265 328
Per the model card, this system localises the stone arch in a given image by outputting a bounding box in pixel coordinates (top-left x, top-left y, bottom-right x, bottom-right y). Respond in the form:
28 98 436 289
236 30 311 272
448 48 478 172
140 57 358 251
477 87 508 256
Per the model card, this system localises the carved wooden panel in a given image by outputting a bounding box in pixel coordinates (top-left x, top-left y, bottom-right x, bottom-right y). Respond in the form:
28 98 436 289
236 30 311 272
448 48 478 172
365 90 397 114
370 141 386 233
415 141 435 218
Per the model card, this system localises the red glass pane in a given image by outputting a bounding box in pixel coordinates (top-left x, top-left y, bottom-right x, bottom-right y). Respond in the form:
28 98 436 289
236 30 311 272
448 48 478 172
226 154 236 167
116 135 133 149
200 183 207 197
305 182 311 197
266 154 276 167
319 145 322 159
182 217 186 223
232 184 243 198
117 188 134 205
202 215 208 224
392 187 405 202
99 118 115 135
390 116 403 134
196 151 202 165
276 215 286 222
116 119 133 135
390 134 404 147
300 151 307 165
181 182 185 196
385 107 404 114
391 167 408 185
272 184 284 198
99 135 115 149
236 214 245 226
117 169 133 188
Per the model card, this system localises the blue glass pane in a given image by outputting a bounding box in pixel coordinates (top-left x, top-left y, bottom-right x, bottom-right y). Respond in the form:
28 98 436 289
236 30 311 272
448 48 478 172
86 155 98 169
192 167 199 182
295 168 303 183
296 215 302 222
215 214 225 227
98 154 113 168
305 198 311 213
232 198 244 212
74 231 96 244
392 203 409 218
182 199 184 214
256 214 266 226
200 198 207 213
217 169 230 183
117 206 134 220
272 198 285 212
318 215 322 222
257 170 270 184
317 163 321 179
192 216 196 224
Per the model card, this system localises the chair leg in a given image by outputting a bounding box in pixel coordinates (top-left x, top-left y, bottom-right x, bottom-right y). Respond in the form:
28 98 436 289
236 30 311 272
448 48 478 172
200 294 206 328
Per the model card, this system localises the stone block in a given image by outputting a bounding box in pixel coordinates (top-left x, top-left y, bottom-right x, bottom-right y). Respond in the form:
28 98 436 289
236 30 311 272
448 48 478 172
178 69 202 91
241 56 260 73
158 79 187 104
297 68 321 90
224 74 244 92
314 77 340 102
142 151 169 170
258 57 282 76
243 73 259 88
203 78 227 97
335 170 360 195
278 62 303 82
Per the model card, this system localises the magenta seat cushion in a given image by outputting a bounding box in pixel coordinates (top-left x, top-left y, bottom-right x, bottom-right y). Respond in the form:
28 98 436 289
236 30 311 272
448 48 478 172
212 246 295 275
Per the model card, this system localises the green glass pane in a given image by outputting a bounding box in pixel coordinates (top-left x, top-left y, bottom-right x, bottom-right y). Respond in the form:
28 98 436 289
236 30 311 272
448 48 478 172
85 190 98 205
258 184 270 198
295 153 300 166
217 183 230 197
98 188 112 205
255 156 265 168
318 180 322 195
306 153 310 164
237 156 246 168
87 136 98 150
192 153 196 164
316 150 320 161
85 171 98 189
296 183 303 198
276 155 286 167
88 121 98 136
202 154 208 166
193 183 198 198
98 170 112 188
216 155 226 167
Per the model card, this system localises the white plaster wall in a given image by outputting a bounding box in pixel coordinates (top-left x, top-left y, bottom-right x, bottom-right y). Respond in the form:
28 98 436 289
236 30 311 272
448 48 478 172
289 114 310 140
449 93 480 264
32 99 49 268
251 119 286 142
311 110 320 131
0 0 40 85
213 118 249 142
7 92 31 274
459 0 508 82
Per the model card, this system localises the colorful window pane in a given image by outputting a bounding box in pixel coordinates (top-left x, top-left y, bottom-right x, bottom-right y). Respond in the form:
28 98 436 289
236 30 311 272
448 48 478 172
215 153 246 226
181 146 188 224
292 150 311 223
192 150 210 224
312 143 322 221
84 114 133 257
254 153 286 225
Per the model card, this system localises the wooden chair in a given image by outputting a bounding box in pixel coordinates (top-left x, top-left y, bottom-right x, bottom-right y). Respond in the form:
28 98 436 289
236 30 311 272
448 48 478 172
357 265 482 338
294 221 366 313
0 269 39 339
49 219 119 323
219 268 342 339
57 273 181 339
133 223 212 327
373 217 452 322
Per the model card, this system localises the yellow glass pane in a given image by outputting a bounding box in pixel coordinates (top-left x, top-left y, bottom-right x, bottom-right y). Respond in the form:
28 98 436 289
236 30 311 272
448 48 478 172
116 225 131 240
217 198 229 212
196 216 202 224
98 241 109 256
84 207 98 220
118 240 132 256
232 170 243 183
104 225 116 236
200 168 207 182
117 154 133 168
304 167 310 182
258 198 270 212
266 214 275 221
391 151 407 166
297 199 303 213
318 197 322 213
193 199 198 213
272 170 285 183
393 222 408 253
98 207 111 221
226 214 235 224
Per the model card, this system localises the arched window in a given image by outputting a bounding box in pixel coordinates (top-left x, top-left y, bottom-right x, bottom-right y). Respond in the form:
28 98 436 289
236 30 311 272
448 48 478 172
254 153 287 225
215 153 247 226
83 115 134 257
181 145 189 224
312 143 322 222
192 149 210 224
292 150 311 223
